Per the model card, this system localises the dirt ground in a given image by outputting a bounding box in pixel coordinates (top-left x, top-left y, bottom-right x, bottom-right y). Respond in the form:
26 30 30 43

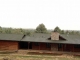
0 53 80 60
0 50 80 60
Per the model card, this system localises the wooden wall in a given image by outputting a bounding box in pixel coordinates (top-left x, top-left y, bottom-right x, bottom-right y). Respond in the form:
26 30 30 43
74 48 80 52
32 43 51 50
32 43 39 50
32 43 59 51
1 40 80 52
58 44 80 52
51 43 58 51
0 40 18 51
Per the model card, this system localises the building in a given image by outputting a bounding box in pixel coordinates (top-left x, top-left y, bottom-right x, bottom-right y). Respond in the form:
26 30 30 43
0 32 80 52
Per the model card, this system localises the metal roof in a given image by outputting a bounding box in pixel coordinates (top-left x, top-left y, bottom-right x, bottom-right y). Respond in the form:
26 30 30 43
0 33 80 44
0 34 24 41
21 33 80 44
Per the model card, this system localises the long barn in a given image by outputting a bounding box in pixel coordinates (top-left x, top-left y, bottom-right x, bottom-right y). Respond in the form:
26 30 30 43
0 32 80 52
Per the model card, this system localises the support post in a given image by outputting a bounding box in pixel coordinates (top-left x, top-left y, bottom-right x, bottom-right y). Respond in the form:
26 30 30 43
73 44 74 52
39 43 40 50
28 42 29 49
62 44 63 51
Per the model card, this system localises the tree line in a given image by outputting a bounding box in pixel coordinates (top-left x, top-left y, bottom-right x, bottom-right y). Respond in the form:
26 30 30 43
0 23 80 35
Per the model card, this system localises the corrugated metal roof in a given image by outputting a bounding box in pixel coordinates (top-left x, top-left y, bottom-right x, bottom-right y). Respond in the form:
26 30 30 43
0 33 80 44
21 33 80 44
0 34 24 41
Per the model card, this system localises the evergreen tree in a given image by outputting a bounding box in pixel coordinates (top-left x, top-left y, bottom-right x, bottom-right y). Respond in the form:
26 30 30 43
53 26 61 33
35 23 47 33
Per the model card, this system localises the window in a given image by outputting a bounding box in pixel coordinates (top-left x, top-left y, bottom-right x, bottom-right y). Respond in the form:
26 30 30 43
74 45 80 48
35 43 39 46
46 43 51 48
58 44 62 48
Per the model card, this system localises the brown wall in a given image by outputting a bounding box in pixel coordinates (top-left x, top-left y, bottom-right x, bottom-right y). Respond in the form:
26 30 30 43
65 44 74 52
74 48 80 52
1 40 79 52
0 40 18 51
32 43 59 51
58 44 74 52
29 43 80 52
51 43 58 51
32 43 39 50
32 43 51 50
40 43 51 50
58 44 80 52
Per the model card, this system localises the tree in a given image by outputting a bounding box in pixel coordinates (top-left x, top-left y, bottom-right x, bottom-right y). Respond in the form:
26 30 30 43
61 30 65 34
26 31 32 36
35 23 47 33
53 26 61 33
5 29 11 33
65 30 70 34
0 26 2 33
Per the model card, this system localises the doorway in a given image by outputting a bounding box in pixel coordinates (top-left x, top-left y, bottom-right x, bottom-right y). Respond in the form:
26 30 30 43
19 42 32 49
29 42 32 49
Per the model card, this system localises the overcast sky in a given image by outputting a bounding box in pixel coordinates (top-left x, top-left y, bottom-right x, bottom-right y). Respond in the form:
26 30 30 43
0 0 80 30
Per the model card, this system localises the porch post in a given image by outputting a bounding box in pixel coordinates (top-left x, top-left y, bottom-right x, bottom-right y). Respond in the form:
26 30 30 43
62 44 63 51
28 42 29 49
39 43 40 50
73 44 74 52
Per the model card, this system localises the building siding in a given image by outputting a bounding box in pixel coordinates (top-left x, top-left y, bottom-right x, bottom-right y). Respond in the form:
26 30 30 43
32 43 51 50
0 41 18 51
51 43 58 51
0 40 80 52
32 43 39 50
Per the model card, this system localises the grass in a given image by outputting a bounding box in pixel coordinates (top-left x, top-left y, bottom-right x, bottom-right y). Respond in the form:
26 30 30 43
0 54 80 60
0 52 80 60
18 56 72 60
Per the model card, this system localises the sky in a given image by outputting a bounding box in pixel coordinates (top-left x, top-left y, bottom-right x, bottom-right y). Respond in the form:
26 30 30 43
0 0 80 30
